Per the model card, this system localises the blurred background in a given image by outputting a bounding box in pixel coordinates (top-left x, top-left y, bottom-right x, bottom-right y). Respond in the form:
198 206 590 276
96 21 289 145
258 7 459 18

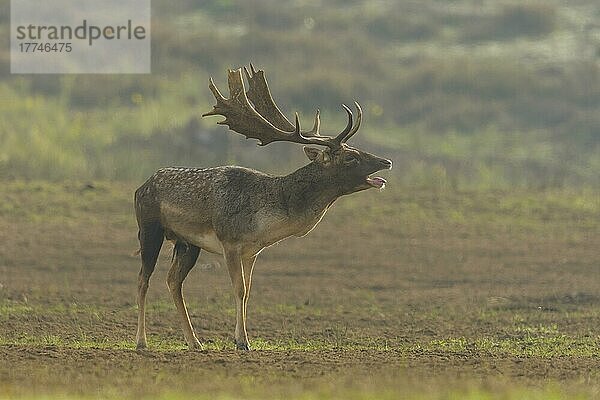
0 0 598 188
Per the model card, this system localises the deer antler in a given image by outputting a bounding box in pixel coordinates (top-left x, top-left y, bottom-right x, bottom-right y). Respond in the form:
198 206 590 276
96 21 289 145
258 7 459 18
243 63 293 132
203 65 361 148
335 101 362 144
243 63 321 137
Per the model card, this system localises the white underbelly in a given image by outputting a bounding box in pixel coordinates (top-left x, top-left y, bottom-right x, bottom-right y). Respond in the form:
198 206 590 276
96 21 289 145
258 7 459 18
160 202 223 254
185 229 223 254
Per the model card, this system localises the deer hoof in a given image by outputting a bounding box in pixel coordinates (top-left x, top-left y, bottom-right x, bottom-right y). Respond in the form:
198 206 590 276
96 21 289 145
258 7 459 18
135 342 147 351
188 339 204 351
236 342 251 351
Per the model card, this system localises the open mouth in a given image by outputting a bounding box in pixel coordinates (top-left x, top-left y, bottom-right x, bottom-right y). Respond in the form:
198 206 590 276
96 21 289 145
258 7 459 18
366 176 387 189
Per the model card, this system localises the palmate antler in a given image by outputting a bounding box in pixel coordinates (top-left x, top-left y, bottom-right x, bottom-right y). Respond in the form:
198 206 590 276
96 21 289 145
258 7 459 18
202 64 362 149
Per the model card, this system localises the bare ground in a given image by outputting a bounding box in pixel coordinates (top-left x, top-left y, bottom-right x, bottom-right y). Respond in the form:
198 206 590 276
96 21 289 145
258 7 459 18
0 182 599 398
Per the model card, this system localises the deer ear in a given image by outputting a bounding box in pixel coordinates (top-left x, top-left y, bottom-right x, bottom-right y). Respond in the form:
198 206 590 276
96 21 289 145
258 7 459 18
303 146 323 161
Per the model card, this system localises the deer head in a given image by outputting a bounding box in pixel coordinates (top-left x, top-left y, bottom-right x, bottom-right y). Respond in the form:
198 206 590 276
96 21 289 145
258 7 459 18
203 64 392 195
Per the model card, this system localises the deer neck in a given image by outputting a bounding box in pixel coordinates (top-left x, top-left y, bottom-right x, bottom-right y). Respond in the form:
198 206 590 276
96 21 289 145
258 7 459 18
280 162 339 218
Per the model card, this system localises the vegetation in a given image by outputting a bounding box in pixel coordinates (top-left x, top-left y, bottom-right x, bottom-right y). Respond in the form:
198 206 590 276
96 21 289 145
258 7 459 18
0 0 598 187
1 1 599 398
1 182 599 399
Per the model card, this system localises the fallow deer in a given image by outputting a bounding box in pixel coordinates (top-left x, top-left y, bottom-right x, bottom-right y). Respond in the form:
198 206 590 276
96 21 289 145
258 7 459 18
134 64 392 350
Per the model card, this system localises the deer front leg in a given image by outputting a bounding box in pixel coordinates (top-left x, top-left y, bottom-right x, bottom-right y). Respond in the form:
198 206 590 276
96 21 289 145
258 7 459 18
224 246 250 350
242 255 257 323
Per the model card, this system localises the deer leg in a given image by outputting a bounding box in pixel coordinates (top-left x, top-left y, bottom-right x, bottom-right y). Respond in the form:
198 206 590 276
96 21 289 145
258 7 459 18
224 247 250 350
242 255 257 324
136 222 164 350
167 241 201 350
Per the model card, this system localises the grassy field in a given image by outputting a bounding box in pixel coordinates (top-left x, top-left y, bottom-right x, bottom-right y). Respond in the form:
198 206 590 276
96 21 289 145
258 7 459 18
1 181 599 399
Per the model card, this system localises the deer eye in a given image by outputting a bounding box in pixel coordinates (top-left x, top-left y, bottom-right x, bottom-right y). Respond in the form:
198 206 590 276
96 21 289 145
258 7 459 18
343 154 359 165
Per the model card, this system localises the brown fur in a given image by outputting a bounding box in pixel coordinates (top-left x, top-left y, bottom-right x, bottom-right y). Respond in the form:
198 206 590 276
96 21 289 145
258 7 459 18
134 66 392 351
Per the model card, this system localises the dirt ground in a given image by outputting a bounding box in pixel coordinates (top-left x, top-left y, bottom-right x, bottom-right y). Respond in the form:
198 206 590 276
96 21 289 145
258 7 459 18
0 182 599 398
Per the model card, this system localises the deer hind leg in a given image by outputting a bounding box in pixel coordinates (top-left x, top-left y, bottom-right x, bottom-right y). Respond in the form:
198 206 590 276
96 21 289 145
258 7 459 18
167 241 202 350
136 221 164 350
224 247 250 350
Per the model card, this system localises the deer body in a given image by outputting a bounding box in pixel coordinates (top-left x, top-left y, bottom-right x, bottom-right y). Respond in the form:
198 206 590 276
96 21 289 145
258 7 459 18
135 65 391 351
137 164 339 257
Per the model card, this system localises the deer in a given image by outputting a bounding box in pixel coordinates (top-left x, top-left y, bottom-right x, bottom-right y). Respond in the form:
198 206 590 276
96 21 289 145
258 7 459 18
134 64 392 351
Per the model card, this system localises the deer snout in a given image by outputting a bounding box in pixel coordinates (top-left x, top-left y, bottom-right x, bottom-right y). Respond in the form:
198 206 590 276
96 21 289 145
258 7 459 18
379 158 393 170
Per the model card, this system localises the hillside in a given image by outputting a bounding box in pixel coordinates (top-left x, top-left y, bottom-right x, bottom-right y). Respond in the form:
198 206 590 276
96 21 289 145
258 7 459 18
0 0 598 187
